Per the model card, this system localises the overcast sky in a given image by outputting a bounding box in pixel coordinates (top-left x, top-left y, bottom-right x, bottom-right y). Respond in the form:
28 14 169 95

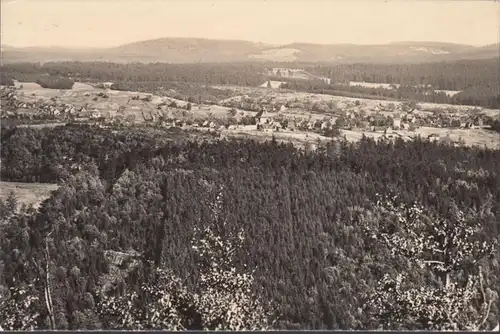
1 0 499 48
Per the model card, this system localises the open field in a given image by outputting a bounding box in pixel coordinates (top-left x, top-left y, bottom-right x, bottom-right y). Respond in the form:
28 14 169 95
435 89 462 97
9 81 500 119
0 181 59 210
18 122 65 129
412 126 500 148
9 83 259 123
214 85 499 114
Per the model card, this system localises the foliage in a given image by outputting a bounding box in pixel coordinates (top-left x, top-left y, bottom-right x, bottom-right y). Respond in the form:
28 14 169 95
191 185 275 330
0 125 498 330
0 282 41 330
35 76 74 89
0 74 15 86
365 194 498 330
96 185 274 330
97 268 195 330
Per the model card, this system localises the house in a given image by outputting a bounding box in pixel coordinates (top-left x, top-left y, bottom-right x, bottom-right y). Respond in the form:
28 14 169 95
428 134 440 142
371 126 386 132
313 119 323 130
102 82 114 89
393 118 402 129
321 121 330 131
259 117 271 125
273 122 283 131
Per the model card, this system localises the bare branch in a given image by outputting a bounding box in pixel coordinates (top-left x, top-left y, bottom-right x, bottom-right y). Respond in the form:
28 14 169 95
477 267 492 330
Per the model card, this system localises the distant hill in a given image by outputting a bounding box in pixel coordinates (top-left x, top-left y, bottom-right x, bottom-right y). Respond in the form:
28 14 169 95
1 38 498 64
452 43 500 60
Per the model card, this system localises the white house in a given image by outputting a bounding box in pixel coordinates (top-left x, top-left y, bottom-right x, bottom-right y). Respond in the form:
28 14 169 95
393 118 402 129
102 82 114 89
90 110 101 119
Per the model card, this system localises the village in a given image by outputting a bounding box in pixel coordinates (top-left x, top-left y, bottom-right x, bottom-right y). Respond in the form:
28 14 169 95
1 81 498 149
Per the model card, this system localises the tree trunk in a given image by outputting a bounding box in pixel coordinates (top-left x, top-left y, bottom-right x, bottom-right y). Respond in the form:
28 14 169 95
43 238 55 330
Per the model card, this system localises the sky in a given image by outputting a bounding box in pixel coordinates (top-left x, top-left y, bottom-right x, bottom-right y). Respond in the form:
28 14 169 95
1 0 499 48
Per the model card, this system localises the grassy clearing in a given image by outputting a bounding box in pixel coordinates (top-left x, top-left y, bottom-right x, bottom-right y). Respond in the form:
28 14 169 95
0 181 59 209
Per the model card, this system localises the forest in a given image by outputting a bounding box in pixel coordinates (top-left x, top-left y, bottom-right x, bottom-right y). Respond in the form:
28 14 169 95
0 123 498 330
1 58 499 108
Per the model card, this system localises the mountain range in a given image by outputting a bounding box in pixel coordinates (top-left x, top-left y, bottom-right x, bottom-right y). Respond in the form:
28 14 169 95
1 38 498 64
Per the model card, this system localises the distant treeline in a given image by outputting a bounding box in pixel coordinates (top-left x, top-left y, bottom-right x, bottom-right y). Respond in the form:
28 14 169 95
0 62 266 87
0 73 15 86
307 59 500 90
1 59 499 108
303 59 500 108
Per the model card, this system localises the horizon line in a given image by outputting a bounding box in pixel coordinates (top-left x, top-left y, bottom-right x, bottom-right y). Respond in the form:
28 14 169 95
2 36 498 50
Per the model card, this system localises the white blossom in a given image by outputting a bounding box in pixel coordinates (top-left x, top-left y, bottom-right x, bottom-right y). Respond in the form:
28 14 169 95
365 194 498 330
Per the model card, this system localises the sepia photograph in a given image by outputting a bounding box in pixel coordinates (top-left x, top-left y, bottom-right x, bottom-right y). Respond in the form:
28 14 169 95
0 0 499 331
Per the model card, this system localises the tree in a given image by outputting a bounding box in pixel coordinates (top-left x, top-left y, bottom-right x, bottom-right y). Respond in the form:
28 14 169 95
364 194 498 330
32 232 55 330
97 184 275 331
0 282 41 330
267 81 271 89
190 185 276 330
5 191 18 214
401 100 420 112
97 268 195 330
335 117 346 129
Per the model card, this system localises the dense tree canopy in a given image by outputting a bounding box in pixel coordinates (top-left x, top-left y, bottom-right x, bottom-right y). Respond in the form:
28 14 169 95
0 124 498 330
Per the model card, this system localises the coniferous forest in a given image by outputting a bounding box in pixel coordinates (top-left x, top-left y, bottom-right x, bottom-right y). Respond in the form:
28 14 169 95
0 123 498 331
1 59 499 108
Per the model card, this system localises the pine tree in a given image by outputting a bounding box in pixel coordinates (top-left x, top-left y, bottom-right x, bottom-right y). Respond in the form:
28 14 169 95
5 191 18 215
